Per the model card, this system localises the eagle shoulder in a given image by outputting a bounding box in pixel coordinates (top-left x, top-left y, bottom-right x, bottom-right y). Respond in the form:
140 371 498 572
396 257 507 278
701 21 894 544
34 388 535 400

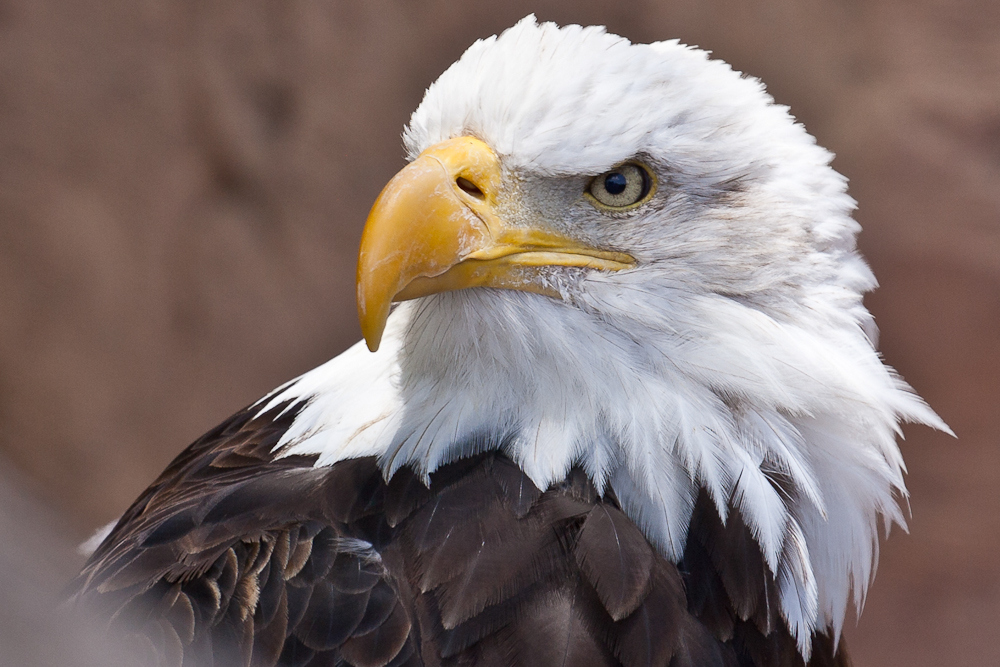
69 403 848 666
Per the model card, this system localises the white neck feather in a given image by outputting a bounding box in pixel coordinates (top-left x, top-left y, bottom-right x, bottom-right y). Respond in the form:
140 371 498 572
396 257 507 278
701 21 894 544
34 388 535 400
259 278 947 656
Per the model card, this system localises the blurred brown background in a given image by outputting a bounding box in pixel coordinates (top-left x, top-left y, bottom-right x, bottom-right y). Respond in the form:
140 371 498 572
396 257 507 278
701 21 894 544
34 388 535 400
0 1 996 665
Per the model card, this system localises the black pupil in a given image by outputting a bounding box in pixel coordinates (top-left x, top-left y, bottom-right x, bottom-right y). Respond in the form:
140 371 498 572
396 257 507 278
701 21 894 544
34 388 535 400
604 172 628 195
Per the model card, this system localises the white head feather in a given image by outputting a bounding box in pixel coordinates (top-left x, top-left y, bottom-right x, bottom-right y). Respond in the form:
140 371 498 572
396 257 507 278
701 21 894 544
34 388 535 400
260 16 949 656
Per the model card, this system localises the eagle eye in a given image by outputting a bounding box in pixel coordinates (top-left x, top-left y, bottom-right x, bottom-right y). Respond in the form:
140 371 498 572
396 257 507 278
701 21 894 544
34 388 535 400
586 163 654 210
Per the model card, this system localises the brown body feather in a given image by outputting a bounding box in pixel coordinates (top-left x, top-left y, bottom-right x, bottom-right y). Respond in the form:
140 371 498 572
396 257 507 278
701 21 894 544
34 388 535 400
69 402 850 667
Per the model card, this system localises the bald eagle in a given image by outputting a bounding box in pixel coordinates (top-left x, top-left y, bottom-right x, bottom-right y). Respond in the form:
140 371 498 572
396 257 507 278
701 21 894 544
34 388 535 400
69 17 948 667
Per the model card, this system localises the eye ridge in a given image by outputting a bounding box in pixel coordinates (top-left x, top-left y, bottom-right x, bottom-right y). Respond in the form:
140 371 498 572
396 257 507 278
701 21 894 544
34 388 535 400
586 162 654 210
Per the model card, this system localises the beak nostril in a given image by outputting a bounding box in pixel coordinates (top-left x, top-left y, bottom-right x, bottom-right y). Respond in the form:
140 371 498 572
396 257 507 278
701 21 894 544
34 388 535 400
456 177 485 199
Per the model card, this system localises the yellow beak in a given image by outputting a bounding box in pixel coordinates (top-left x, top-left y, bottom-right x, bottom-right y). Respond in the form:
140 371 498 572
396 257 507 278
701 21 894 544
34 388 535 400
356 136 635 351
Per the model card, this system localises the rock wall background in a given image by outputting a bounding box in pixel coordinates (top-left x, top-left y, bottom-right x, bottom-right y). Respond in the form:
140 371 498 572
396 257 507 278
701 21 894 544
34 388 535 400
0 1 996 664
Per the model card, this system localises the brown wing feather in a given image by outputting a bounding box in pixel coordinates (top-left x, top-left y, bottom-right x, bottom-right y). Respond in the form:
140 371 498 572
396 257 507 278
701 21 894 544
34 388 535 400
575 504 655 621
680 490 852 667
70 402 849 666
68 401 410 667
